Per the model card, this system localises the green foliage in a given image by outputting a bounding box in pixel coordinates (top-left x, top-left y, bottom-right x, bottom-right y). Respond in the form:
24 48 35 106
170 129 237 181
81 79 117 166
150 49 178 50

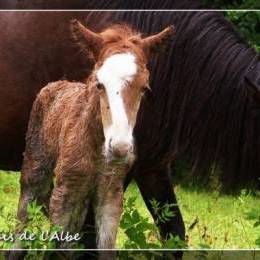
1 172 260 251
5 200 84 259
120 196 187 249
183 188 260 249
225 11 260 51
119 196 186 259
120 196 160 249
16 201 80 259
0 171 20 249
149 198 176 224
245 197 260 248
19 201 61 250
0 201 59 259
117 183 260 249
204 0 260 9
203 1 260 52
119 187 260 251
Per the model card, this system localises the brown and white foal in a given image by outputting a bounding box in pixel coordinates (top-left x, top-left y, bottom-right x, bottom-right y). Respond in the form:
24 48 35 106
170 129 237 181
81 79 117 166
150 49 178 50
17 20 175 249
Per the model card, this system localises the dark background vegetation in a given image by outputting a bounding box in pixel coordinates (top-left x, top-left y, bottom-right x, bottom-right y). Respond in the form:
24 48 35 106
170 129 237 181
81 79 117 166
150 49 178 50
206 0 260 9
206 1 260 49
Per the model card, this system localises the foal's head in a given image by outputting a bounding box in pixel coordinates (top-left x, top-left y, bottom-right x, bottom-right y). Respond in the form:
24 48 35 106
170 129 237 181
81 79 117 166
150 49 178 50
71 20 175 163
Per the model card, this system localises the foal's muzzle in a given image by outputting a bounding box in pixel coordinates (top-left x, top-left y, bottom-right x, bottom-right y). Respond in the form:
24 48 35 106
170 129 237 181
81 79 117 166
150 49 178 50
107 140 134 164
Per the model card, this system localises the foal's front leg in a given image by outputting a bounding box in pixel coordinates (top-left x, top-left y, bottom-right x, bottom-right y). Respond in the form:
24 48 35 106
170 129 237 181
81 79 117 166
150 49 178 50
94 173 124 258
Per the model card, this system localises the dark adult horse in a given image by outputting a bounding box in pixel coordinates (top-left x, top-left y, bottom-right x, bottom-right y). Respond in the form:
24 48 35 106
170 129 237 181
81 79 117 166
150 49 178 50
0 0 259 249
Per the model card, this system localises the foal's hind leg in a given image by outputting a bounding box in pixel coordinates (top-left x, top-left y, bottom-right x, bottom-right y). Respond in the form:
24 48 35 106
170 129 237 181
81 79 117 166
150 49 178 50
11 155 53 259
18 97 54 223
80 202 97 248
18 158 54 223
49 166 91 246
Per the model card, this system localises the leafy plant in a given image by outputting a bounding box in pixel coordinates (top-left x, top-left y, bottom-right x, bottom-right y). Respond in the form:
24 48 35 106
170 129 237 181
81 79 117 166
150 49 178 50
120 196 159 249
120 196 187 250
246 207 260 248
19 201 61 250
204 0 260 9
226 11 260 52
8 201 84 259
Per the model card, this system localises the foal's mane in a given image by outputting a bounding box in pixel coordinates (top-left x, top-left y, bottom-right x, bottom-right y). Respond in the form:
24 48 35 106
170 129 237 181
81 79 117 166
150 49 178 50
101 23 139 39
73 22 141 62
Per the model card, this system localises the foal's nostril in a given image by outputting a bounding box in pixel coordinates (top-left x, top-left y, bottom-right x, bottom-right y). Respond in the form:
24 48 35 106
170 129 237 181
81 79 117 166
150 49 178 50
112 143 130 158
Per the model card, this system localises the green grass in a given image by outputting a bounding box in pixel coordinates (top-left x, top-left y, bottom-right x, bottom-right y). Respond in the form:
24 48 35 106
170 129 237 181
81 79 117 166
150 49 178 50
117 183 260 249
0 170 259 249
0 171 19 233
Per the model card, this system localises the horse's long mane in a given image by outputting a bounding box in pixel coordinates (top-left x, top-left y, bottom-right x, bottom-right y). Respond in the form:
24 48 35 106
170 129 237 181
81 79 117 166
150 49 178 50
0 4 259 188
97 11 259 188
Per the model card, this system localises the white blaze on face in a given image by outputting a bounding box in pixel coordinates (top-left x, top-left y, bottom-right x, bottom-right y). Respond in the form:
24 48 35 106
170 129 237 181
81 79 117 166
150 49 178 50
97 53 137 154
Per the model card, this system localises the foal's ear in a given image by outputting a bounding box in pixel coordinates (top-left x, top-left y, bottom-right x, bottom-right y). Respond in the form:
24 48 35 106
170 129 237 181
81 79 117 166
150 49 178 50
141 25 176 56
70 19 103 60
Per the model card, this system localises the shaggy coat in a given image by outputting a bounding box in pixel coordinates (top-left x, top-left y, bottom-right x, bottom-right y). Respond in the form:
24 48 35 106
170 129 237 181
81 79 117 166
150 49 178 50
19 79 126 248
17 22 175 253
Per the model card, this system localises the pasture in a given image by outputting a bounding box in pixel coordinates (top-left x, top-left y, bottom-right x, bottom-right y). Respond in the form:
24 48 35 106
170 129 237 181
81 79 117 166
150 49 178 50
0 170 259 250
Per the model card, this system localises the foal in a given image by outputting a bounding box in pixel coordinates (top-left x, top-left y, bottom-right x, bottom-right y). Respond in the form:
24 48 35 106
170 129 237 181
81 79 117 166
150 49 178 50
17 20 175 249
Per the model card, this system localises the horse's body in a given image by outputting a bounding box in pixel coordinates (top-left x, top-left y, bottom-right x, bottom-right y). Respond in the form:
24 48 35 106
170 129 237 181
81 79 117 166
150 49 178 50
0 12 97 170
0 5 259 246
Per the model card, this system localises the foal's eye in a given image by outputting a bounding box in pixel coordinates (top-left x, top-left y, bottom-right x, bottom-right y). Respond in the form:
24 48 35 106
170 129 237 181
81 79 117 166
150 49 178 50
97 83 104 90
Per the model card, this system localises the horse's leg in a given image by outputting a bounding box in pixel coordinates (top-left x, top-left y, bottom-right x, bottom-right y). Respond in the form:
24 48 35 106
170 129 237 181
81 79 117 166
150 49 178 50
80 164 135 239
94 174 124 260
17 98 54 223
49 168 90 246
80 202 97 248
9 160 52 259
78 170 135 259
134 162 185 241
76 202 98 260
17 157 53 223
